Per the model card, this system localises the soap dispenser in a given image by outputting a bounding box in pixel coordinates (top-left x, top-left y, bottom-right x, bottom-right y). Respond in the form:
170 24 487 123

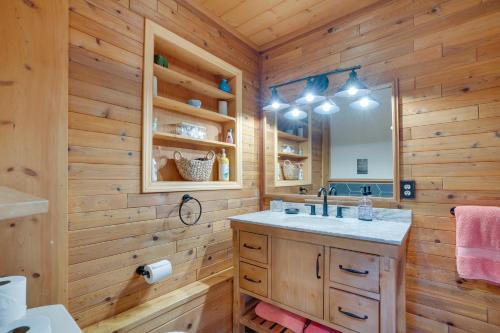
358 186 373 221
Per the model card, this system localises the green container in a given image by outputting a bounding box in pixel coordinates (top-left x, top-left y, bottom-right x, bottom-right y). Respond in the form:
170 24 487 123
154 54 168 68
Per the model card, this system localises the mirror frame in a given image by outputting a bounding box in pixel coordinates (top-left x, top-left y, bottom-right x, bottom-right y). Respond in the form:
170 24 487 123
260 80 400 206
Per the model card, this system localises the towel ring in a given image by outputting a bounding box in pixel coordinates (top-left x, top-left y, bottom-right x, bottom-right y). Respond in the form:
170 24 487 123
179 194 202 226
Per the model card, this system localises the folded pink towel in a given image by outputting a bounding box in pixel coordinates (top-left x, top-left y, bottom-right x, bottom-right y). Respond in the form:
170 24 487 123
305 321 341 333
456 206 500 285
255 301 306 333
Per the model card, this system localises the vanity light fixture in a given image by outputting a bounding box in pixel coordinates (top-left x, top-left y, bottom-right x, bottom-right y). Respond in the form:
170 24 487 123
262 87 290 111
334 69 371 98
263 65 373 114
313 99 340 115
284 107 307 120
295 76 328 105
350 96 380 111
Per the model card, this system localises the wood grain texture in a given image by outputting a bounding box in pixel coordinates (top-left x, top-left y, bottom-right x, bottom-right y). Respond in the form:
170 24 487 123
261 0 500 332
68 0 259 328
0 0 68 306
82 269 233 333
189 0 381 50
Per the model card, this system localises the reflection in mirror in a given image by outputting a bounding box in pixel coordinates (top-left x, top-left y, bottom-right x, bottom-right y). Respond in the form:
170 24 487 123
328 84 394 198
264 82 398 200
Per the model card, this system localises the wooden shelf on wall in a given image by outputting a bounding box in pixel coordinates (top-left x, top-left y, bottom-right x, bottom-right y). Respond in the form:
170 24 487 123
278 152 308 160
278 131 307 142
153 131 236 149
153 64 235 100
275 179 310 187
153 96 235 123
0 186 48 221
271 110 312 188
148 180 242 192
143 19 243 192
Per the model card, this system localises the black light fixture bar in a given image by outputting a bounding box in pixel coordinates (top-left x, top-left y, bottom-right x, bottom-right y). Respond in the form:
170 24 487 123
268 65 361 90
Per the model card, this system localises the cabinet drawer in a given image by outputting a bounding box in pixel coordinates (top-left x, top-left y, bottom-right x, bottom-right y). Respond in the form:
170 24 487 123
239 262 268 297
329 289 379 333
239 231 268 264
330 248 380 293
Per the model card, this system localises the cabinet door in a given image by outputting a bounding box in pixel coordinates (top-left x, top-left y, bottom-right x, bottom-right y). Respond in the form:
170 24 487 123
271 237 324 318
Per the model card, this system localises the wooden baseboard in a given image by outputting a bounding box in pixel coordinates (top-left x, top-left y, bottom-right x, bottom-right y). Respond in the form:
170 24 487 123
83 268 233 333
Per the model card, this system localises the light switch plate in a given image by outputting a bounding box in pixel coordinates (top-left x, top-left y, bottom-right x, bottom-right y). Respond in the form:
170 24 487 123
400 180 415 199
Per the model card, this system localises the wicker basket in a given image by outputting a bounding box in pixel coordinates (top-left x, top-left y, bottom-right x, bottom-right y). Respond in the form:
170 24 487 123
174 150 215 181
281 160 300 180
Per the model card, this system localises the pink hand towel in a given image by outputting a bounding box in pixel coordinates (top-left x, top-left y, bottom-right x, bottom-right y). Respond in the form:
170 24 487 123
304 321 342 333
255 301 306 333
456 206 500 285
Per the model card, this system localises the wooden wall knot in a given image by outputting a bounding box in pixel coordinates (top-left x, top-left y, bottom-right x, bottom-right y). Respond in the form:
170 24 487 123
23 167 38 177
22 0 37 8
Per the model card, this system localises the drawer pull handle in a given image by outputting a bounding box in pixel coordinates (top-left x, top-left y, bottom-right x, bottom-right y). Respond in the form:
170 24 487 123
243 243 262 250
243 275 261 284
338 307 368 320
339 265 369 275
316 253 321 279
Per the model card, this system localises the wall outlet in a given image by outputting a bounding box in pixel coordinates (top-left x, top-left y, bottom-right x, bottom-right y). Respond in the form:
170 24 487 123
400 180 415 199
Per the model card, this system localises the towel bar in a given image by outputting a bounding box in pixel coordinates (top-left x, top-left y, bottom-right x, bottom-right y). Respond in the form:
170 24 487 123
450 207 456 216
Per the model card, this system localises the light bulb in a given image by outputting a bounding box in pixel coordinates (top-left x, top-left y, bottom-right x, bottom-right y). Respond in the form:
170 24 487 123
322 102 331 112
348 87 358 96
305 93 314 102
271 101 280 109
291 108 300 117
360 97 369 107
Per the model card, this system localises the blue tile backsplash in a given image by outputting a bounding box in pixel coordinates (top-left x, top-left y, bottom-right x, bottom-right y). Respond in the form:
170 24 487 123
329 182 393 198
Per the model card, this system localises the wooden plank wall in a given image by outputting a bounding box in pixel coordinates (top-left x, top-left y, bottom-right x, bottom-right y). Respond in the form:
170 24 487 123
67 0 260 327
261 0 500 332
0 0 68 306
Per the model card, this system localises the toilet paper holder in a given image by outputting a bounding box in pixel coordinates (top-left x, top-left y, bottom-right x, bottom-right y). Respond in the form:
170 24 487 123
136 266 150 278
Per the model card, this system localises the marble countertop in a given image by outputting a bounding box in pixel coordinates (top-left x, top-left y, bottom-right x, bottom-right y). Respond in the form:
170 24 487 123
230 205 412 245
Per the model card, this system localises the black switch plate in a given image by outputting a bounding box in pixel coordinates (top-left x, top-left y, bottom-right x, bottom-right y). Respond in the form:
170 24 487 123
400 180 416 199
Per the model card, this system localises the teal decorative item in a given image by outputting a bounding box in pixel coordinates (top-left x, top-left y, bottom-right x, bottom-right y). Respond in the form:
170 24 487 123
154 54 168 68
218 79 231 93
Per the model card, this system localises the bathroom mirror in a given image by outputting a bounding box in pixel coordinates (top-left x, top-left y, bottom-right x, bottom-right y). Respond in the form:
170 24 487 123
263 81 399 202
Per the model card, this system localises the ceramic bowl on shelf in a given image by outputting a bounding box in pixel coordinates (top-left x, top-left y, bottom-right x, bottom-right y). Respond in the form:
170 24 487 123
187 99 202 108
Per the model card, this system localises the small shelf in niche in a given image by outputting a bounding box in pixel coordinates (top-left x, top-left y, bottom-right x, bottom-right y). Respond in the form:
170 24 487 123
275 180 310 187
153 131 236 148
278 152 308 160
154 96 235 124
278 131 307 142
153 64 235 100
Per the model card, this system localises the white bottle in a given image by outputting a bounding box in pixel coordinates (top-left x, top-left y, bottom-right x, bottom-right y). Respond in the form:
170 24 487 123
358 186 373 221
218 149 230 181
297 164 304 180
226 128 233 144
152 146 160 182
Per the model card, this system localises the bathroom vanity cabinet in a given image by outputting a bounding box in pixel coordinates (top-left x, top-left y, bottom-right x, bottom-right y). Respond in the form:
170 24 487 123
230 211 410 333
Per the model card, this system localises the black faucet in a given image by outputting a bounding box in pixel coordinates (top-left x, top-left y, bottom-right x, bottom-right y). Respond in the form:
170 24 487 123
318 186 335 216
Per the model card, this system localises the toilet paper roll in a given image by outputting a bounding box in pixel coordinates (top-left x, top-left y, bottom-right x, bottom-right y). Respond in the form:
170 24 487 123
0 276 27 326
143 260 172 284
0 314 51 333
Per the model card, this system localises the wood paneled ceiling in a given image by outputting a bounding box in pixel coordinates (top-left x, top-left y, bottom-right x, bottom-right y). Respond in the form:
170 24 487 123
186 0 381 51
